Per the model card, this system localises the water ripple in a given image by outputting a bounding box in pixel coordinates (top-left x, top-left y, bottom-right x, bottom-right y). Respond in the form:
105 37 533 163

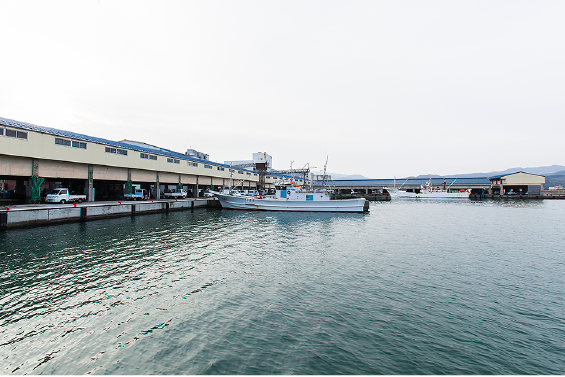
1 204 565 374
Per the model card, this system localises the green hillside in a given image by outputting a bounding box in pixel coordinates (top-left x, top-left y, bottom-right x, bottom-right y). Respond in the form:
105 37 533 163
544 171 565 189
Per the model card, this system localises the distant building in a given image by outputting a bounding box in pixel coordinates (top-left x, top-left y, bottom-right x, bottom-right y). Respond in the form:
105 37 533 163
252 152 272 171
489 171 545 195
312 174 331 181
185 148 209 161
225 152 272 171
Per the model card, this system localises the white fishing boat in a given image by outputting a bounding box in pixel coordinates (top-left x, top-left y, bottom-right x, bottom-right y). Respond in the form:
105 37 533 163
395 179 470 199
212 179 367 213
395 188 470 198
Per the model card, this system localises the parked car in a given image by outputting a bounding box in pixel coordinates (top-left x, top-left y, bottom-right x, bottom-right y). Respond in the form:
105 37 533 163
45 188 87 204
163 189 187 199
124 189 149 200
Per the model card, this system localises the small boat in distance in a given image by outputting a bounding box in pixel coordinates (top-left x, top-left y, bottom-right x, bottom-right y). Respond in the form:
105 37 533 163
392 178 470 199
212 179 368 213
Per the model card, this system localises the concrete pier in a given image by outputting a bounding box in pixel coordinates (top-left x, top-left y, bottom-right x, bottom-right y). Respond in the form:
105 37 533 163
0 198 215 228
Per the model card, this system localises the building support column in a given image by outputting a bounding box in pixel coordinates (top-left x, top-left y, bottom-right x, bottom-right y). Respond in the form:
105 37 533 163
26 159 41 203
86 164 95 202
126 168 133 196
155 172 161 199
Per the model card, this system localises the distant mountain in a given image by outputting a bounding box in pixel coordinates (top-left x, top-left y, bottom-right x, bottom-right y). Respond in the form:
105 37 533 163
319 165 565 184
544 170 565 189
412 165 565 179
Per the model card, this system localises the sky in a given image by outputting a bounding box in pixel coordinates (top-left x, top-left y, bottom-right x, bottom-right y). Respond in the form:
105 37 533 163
1 0 564 178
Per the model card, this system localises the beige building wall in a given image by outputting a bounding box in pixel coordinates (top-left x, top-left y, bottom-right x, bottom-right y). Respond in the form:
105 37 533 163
1 126 265 183
159 172 179 184
0 156 33 176
198 176 212 185
503 172 545 185
39 160 88 179
131 169 157 182
93 166 128 181
181 175 197 185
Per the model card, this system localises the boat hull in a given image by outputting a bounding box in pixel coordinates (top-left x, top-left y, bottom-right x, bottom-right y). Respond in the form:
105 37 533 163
394 191 470 199
214 194 366 213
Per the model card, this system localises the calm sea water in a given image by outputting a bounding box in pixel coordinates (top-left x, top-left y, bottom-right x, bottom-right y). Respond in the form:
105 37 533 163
1 199 564 374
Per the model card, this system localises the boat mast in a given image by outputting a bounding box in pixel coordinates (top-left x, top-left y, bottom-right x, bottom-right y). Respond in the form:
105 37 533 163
290 160 294 182
322 156 328 188
229 163 233 190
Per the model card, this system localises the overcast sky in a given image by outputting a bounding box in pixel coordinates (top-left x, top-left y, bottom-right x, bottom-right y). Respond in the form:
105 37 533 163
1 1 564 178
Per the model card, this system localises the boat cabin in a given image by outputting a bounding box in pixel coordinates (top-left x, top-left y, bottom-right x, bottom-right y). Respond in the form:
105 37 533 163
274 180 330 201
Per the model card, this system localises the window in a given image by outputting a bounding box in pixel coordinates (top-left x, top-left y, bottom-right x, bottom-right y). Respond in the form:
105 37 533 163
167 158 180 164
254 173 258 176
56 137 71 146
238 171 244 174
72 141 87 149
188 162 198 167
247 172 251 175
0 128 27 140
217 167 225 171
106 146 127 155
55 137 85 148
204 164 212 169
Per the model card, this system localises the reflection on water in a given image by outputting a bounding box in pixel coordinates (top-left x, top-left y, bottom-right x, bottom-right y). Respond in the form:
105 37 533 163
1 201 564 374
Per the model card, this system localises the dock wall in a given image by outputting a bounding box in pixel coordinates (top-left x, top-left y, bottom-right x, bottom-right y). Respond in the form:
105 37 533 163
0 199 212 228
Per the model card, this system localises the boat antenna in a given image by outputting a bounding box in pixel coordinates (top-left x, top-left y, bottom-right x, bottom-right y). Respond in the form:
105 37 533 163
290 160 294 181
322 155 328 187
229 163 233 190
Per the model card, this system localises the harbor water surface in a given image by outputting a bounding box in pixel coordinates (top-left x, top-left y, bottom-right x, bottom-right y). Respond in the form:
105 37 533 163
1 199 564 374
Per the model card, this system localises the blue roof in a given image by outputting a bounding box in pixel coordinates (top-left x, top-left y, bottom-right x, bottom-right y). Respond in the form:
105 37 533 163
488 171 545 179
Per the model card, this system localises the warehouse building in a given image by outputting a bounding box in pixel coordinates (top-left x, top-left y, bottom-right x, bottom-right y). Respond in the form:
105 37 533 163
0 117 298 203
489 172 545 195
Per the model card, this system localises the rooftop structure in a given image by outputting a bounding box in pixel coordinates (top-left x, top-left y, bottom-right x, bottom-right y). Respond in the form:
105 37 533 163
226 152 272 171
185 149 209 161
